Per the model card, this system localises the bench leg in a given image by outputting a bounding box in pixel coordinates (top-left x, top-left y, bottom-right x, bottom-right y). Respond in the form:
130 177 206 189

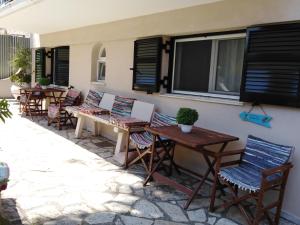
113 131 128 165
75 115 85 138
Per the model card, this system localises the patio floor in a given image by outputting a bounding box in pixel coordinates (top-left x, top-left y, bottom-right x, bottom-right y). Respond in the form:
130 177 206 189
0 100 295 225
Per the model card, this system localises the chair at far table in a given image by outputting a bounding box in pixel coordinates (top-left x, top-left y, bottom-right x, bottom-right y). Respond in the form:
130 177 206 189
19 85 45 118
126 112 177 173
48 89 81 130
210 135 294 225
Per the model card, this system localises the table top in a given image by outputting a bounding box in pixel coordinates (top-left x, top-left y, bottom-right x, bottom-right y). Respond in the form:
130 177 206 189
145 125 239 149
21 87 66 93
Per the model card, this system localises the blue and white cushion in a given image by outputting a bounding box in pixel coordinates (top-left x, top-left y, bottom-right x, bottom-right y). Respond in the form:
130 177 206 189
111 96 135 117
219 135 294 192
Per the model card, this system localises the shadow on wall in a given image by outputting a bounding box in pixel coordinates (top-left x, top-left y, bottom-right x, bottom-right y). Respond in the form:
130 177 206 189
0 79 12 98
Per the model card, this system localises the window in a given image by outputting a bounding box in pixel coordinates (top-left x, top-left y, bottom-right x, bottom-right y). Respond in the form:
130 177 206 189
52 46 70 86
97 48 106 81
172 33 245 99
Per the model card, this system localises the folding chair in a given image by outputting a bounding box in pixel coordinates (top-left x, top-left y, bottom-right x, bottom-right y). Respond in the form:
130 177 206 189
210 135 294 225
19 88 44 118
48 89 81 130
126 112 177 173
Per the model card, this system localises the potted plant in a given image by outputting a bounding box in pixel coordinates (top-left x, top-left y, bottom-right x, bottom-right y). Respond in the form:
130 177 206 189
0 99 12 123
10 47 32 99
38 77 51 89
176 108 199 133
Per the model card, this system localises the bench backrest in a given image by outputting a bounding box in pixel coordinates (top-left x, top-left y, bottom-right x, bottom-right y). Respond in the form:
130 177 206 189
150 112 177 127
99 93 115 111
111 96 135 117
131 101 155 122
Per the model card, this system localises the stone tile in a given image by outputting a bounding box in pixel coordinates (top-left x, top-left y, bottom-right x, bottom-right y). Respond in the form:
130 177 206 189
113 193 139 205
187 209 207 222
131 199 163 219
120 215 153 225
153 220 185 225
104 202 131 214
207 216 217 225
43 216 82 225
156 202 188 222
84 212 115 225
215 218 238 225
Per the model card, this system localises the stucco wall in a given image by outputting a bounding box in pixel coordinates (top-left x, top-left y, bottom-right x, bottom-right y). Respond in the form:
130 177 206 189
0 79 12 98
40 0 300 221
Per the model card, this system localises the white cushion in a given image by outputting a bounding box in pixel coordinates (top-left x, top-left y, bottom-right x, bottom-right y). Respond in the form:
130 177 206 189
99 93 115 111
131 101 155 122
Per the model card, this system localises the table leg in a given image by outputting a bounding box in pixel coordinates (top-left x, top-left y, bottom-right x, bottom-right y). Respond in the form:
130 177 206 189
75 115 85 138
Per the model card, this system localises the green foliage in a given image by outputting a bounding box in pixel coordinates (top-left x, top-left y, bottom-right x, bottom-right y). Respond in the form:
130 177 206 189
10 47 32 85
0 99 12 123
38 77 51 86
176 108 199 125
10 73 31 85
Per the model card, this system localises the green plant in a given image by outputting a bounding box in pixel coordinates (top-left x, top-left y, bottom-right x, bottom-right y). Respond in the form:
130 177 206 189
176 108 199 125
38 77 51 86
0 99 12 123
10 47 32 85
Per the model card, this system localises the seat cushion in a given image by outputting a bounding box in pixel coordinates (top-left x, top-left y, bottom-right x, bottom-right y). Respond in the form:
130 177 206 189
219 164 263 192
48 105 60 119
130 132 153 149
111 96 135 117
84 90 104 107
63 89 81 106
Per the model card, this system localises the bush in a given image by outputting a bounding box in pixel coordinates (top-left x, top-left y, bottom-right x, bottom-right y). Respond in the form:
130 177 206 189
10 73 31 85
38 77 51 86
176 108 199 125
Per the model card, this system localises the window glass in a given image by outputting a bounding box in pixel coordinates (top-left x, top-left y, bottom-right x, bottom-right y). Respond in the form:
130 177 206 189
215 39 245 93
97 62 105 80
173 40 212 93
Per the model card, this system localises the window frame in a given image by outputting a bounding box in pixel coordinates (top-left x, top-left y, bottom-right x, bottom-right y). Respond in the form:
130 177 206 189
171 32 246 100
96 47 106 82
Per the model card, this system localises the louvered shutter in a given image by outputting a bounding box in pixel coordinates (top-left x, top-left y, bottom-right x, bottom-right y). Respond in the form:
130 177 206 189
35 48 46 82
132 37 162 93
240 22 300 107
53 46 69 86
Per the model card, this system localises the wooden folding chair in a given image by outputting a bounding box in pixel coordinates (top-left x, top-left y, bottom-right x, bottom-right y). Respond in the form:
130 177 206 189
125 112 177 173
48 89 81 130
210 135 294 225
19 88 44 119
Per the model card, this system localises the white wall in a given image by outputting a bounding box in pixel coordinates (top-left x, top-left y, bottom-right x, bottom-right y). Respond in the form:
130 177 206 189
40 0 300 221
0 79 12 98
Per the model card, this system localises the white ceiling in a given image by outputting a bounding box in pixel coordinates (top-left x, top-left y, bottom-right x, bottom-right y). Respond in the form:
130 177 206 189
0 0 222 34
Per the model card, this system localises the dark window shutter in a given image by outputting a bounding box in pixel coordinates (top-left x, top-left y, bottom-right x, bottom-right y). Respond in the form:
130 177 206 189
53 46 69 86
132 37 162 93
240 22 300 107
35 48 45 82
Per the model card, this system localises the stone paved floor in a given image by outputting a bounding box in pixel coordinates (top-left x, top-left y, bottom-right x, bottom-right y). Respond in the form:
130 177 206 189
0 100 296 225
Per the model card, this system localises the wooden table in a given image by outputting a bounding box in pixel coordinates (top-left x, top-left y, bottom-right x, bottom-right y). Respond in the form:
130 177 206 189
144 125 239 209
20 87 65 117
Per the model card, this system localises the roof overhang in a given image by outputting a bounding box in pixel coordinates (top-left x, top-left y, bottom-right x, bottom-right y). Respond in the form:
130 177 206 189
0 0 223 34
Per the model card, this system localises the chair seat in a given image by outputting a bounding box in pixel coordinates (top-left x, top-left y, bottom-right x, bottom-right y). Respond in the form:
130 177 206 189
48 105 62 119
219 163 263 192
130 132 153 149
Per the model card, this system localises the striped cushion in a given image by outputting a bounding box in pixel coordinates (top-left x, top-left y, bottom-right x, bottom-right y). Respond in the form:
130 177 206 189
84 90 104 107
63 89 80 106
219 135 294 192
130 112 177 149
111 96 135 117
130 132 153 149
150 112 177 127
48 105 60 119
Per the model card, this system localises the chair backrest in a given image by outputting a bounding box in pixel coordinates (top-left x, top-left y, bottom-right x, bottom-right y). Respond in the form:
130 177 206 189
84 89 104 107
111 96 135 117
150 112 177 127
131 101 155 122
63 89 81 106
99 93 115 111
242 135 294 171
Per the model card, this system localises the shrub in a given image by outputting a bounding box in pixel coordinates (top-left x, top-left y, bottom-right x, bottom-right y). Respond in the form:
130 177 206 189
176 108 199 125
38 77 51 86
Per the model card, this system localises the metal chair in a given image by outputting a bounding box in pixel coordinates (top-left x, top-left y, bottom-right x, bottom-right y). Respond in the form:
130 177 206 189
210 135 294 225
